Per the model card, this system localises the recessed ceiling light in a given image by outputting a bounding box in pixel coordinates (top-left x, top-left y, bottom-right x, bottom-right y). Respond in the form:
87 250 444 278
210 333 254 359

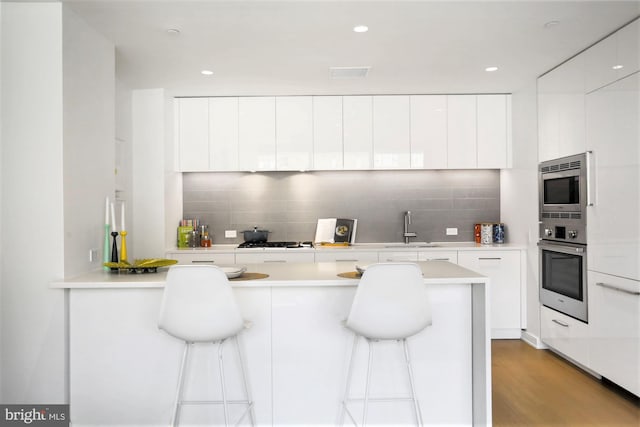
544 20 560 29
612 64 624 70
201 70 214 76
166 28 181 35
353 25 369 33
485 66 499 72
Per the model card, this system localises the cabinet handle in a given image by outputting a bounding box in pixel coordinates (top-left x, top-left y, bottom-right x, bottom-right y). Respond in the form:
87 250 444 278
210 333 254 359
552 319 569 327
264 260 286 263
192 260 215 264
479 257 502 261
336 259 359 262
596 282 640 296
430 258 450 261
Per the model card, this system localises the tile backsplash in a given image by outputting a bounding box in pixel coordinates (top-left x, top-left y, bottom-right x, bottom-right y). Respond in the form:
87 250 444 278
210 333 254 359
182 170 500 244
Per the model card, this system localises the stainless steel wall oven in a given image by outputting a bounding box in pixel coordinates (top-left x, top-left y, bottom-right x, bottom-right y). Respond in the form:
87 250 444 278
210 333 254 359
538 153 591 323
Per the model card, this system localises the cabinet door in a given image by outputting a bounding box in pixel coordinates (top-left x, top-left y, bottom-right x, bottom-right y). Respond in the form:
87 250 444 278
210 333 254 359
447 95 477 169
537 55 586 162
238 97 276 171
343 96 373 169
418 250 458 263
235 252 315 264
458 250 521 338
209 97 239 171
373 96 410 169
616 19 639 79
313 96 343 170
540 305 591 368
314 250 378 263
169 252 236 265
378 250 419 262
477 95 509 169
586 72 639 280
177 97 209 171
276 96 313 171
410 95 447 169
584 19 639 93
583 33 618 93
589 271 640 396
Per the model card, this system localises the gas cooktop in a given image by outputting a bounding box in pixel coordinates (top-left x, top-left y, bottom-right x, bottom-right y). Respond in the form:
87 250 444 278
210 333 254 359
237 241 313 249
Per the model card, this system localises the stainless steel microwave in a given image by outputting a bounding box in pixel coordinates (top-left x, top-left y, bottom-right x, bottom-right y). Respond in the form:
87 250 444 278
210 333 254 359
539 152 592 215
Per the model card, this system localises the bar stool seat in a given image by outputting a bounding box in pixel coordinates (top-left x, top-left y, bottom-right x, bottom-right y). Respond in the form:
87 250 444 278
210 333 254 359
339 262 432 426
158 265 255 427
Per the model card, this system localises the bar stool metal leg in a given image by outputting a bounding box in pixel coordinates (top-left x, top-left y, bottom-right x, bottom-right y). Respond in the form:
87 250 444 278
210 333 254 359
217 339 230 426
234 335 255 426
171 342 191 427
362 338 374 427
403 339 423 427
339 334 359 426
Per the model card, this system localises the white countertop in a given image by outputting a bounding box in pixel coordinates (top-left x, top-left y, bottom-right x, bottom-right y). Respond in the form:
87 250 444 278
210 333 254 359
51 261 487 289
166 241 525 253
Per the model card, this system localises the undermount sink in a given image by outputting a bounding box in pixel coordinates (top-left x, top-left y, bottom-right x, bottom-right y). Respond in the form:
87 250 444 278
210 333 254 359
383 242 439 248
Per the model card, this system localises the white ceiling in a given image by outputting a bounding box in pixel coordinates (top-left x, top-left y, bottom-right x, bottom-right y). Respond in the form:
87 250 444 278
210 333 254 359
65 0 640 96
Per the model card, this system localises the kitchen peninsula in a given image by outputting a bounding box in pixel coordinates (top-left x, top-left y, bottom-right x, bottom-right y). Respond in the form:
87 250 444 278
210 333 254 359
53 261 490 426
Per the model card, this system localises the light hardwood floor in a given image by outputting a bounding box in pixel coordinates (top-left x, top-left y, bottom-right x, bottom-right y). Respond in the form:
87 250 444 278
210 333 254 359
492 339 640 426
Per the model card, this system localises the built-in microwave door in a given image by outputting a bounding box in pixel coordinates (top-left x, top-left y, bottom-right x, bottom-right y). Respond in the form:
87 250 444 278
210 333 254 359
541 170 582 213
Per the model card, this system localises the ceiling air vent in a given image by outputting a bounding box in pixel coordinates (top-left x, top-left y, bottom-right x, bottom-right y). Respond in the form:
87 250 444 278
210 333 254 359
329 66 370 79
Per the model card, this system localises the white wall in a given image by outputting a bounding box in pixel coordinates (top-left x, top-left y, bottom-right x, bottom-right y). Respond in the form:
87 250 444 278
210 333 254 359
0 2 4 403
116 79 134 256
500 81 541 346
1 3 66 402
132 89 171 258
63 5 115 277
164 93 182 250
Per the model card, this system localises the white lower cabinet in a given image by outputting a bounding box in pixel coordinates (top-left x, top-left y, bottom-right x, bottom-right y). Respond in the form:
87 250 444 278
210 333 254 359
588 271 640 396
168 252 235 265
458 250 521 338
378 250 419 262
540 305 591 369
418 250 458 263
235 252 315 264
314 250 378 263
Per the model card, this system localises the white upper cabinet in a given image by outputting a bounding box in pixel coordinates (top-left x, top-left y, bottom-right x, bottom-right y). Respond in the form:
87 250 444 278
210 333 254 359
477 94 510 168
583 33 619 93
209 97 239 171
177 97 209 171
584 18 640 93
177 93 512 172
586 72 640 281
312 96 343 170
447 95 477 169
276 97 313 171
410 95 448 169
343 96 373 169
238 97 276 171
372 96 411 169
537 55 586 162
616 19 639 79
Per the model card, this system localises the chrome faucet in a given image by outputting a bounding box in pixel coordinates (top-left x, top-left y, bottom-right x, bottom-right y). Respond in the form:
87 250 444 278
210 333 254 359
403 211 417 244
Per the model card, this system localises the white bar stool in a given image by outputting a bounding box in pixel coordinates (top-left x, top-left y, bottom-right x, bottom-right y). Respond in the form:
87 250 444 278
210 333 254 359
158 265 255 427
339 263 432 426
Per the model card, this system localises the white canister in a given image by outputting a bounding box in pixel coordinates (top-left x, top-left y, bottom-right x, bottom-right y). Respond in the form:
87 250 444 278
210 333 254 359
481 223 493 245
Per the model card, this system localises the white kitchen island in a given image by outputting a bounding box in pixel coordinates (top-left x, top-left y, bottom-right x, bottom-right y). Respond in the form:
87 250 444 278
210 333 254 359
52 261 491 426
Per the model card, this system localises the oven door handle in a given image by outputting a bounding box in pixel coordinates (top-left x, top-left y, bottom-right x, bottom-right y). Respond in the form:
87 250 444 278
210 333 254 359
537 241 586 254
